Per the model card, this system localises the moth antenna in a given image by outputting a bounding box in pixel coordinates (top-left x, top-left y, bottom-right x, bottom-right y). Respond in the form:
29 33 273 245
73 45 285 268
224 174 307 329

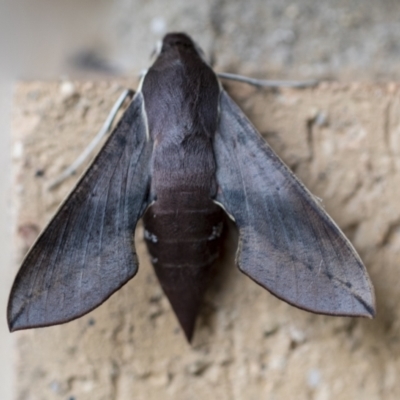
217 72 318 89
48 89 135 190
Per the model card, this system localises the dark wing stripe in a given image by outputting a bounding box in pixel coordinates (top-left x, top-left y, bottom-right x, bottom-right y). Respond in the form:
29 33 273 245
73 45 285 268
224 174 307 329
80 189 101 306
214 90 375 317
296 195 326 309
45 211 72 316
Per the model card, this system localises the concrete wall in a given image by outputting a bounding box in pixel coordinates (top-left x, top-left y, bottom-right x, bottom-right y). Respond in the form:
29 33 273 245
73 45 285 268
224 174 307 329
11 79 400 399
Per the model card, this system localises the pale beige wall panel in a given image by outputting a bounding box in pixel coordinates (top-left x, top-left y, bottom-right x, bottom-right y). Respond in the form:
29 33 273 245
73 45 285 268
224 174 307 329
11 80 400 399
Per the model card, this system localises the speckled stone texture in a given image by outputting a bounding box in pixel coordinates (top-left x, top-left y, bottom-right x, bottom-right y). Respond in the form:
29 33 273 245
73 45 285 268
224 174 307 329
11 80 400 399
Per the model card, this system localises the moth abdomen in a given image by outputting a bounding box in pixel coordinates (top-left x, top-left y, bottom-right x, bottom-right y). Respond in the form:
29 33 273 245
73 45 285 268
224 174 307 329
142 194 224 341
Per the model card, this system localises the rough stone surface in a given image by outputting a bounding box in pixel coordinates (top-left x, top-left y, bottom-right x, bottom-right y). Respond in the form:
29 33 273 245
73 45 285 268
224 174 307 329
103 0 400 81
7 0 400 81
11 80 400 399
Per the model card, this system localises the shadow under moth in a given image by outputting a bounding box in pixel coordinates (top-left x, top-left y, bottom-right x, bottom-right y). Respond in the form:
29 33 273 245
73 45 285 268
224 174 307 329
8 32 375 342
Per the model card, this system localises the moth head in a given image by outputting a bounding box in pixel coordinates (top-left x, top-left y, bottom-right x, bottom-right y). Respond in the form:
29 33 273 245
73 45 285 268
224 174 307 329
159 32 207 61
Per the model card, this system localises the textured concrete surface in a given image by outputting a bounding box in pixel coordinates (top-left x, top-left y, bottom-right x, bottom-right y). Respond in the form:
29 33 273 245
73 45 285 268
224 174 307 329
5 0 400 81
106 0 400 81
11 79 400 399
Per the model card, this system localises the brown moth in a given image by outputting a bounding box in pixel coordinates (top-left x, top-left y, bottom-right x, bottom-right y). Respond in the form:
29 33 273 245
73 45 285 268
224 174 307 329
8 33 375 342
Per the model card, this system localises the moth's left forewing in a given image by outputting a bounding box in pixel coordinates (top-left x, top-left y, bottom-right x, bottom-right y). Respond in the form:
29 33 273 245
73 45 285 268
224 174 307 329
214 90 375 318
8 92 153 331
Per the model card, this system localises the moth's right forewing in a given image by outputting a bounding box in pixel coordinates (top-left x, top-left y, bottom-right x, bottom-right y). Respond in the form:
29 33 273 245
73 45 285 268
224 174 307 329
214 90 375 318
8 92 152 331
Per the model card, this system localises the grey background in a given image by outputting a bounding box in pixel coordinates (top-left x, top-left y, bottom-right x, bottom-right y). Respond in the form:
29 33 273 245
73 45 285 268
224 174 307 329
2 1 400 398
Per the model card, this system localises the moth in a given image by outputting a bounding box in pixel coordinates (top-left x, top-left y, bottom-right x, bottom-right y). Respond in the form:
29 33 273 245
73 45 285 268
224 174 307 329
8 32 375 342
